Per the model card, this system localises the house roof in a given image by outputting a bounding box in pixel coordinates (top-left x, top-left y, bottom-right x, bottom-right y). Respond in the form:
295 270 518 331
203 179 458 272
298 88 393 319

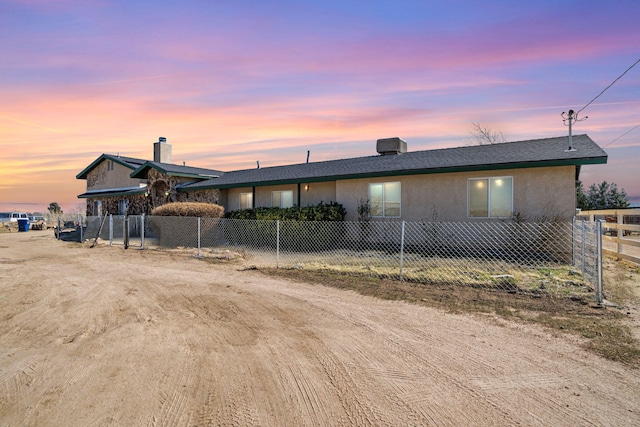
180 134 607 191
76 154 147 180
77 185 147 199
130 161 224 180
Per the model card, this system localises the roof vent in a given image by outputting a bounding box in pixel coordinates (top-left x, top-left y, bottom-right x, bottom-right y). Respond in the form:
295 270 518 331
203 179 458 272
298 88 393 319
376 137 407 155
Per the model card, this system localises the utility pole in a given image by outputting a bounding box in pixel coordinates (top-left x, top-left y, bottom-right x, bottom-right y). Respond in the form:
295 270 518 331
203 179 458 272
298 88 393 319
561 109 588 152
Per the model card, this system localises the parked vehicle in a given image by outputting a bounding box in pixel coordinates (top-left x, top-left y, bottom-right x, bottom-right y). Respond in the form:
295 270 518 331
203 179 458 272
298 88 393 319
9 212 28 222
29 215 47 230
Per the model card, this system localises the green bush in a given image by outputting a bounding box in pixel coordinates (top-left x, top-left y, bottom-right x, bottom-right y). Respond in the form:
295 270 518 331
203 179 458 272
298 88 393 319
225 201 346 221
152 202 224 218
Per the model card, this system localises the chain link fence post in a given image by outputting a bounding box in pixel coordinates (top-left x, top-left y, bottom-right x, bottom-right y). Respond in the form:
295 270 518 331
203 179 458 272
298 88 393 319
276 220 280 268
572 216 576 266
141 214 145 249
581 219 586 277
399 220 406 280
197 217 201 257
109 214 113 246
595 219 604 304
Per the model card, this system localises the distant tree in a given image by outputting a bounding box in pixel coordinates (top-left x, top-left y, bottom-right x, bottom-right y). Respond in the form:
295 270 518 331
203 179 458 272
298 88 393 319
577 181 630 209
48 202 63 215
470 122 506 145
576 181 590 210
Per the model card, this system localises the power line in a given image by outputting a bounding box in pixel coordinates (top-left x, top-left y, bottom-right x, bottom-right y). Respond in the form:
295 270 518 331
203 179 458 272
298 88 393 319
603 123 640 148
576 57 640 115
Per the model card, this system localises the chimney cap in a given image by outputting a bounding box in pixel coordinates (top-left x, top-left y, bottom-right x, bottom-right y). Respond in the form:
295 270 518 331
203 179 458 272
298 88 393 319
158 137 167 143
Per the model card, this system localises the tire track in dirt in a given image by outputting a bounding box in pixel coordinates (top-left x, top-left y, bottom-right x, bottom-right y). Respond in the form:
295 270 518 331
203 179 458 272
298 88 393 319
266 285 524 425
2 234 640 426
151 344 195 427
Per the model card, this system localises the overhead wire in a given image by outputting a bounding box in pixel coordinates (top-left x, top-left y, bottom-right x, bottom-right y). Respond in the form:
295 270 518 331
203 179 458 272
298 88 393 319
603 123 640 149
570 57 640 149
576 57 640 115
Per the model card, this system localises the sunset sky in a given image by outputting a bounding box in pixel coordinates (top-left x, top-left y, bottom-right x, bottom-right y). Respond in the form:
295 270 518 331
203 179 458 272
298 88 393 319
1 0 639 213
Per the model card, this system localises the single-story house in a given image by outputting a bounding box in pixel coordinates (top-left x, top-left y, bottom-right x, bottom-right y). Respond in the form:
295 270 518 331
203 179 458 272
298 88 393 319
77 135 607 222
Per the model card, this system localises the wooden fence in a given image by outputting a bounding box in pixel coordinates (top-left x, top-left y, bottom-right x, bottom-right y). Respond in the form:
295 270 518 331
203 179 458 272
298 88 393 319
577 208 640 264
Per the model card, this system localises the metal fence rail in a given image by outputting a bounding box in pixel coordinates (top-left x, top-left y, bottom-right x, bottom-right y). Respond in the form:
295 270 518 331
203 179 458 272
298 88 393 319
78 215 604 302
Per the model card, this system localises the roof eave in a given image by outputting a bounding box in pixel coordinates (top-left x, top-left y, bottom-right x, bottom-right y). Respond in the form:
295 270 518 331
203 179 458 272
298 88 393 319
77 188 147 199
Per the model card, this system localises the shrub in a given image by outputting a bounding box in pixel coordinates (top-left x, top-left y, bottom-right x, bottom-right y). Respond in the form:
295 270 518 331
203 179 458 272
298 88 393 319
225 201 346 222
151 202 224 218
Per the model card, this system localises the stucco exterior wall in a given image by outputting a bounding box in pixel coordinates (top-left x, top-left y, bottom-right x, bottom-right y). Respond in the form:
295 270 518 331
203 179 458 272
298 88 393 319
299 181 336 207
226 187 254 211
337 166 576 222
254 184 298 208
86 160 144 191
226 182 337 210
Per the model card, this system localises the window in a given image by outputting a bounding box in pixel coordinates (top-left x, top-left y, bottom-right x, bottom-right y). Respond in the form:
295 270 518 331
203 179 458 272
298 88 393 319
271 190 293 208
239 192 253 210
369 182 401 217
468 177 513 218
107 160 114 171
94 200 103 217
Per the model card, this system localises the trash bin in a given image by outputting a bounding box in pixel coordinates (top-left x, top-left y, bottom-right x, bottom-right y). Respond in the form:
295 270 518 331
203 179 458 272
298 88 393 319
17 219 29 232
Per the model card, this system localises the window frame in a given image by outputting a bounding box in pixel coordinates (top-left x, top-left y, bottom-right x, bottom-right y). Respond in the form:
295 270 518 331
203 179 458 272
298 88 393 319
239 192 253 210
467 176 513 218
368 181 401 218
271 190 294 208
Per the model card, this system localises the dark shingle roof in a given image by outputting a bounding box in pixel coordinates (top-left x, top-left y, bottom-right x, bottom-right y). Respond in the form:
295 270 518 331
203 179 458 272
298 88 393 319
181 134 607 191
130 161 223 179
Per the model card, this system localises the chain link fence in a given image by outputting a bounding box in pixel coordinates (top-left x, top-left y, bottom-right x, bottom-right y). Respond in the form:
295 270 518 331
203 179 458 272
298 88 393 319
572 218 604 302
78 215 605 302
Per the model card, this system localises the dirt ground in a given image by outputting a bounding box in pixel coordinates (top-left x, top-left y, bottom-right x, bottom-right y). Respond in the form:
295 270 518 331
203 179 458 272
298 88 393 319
1 231 639 426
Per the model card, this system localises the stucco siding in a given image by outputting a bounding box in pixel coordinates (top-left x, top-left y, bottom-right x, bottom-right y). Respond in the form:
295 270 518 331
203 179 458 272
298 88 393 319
226 187 253 211
299 181 336 206
255 184 298 208
86 160 144 191
337 166 576 222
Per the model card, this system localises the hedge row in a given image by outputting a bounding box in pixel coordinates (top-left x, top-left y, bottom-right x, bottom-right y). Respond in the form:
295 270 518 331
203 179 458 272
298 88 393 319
225 201 346 222
151 202 224 218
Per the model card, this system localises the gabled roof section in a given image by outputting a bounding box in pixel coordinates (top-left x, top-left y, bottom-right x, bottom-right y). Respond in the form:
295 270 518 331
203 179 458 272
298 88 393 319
180 134 607 191
130 161 224 180
76 154 147 180
77 185 147 199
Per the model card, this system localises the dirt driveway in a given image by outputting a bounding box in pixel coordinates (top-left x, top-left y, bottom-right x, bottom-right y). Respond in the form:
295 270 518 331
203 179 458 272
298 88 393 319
1 231 638 426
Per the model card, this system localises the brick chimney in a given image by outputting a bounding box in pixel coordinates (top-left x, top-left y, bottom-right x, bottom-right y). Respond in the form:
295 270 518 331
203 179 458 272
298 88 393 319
153 137 172 163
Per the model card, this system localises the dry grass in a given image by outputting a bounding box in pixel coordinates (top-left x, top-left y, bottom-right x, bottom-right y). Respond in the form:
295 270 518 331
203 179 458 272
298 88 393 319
258 258 640 367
